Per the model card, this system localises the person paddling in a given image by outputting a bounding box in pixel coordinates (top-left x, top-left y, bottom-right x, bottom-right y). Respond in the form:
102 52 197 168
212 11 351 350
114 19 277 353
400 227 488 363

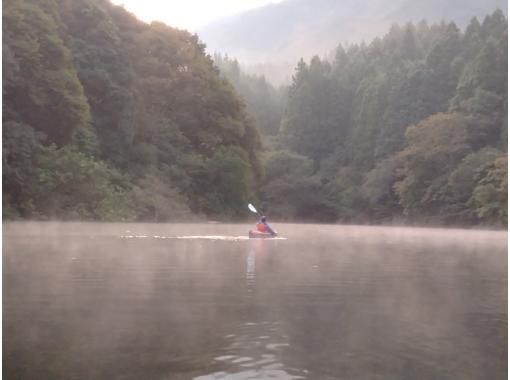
256 215 276 236
248 203 277 238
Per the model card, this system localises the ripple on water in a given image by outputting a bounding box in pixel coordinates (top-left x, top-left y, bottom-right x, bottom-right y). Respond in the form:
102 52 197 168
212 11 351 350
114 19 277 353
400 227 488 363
196 319 307 380
193 369 305 380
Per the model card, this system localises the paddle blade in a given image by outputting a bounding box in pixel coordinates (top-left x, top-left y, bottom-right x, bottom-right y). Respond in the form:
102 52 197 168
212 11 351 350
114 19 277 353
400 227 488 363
248 203 258 214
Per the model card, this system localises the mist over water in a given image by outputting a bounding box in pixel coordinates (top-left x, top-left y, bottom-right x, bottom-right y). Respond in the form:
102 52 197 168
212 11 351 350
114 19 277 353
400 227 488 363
3 222 507 379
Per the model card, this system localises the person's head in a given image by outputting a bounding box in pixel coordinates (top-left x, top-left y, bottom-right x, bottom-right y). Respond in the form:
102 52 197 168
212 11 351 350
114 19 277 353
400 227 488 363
260 216 267 222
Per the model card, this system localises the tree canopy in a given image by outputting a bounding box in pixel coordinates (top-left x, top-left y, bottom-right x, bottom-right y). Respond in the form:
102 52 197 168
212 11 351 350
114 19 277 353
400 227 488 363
3 0 261 221
3 1 507 227
262 10 507 226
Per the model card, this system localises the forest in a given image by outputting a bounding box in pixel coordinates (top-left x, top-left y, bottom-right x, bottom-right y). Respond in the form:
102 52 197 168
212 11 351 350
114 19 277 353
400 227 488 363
3 0 261 221
3 0 507 226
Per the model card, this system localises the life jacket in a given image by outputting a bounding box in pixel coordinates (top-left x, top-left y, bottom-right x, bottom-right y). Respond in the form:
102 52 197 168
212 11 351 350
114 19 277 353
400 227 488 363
257 222 266 232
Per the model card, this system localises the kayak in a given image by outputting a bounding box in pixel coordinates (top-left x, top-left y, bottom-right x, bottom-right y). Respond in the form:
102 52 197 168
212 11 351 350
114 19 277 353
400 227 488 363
248 230 277 239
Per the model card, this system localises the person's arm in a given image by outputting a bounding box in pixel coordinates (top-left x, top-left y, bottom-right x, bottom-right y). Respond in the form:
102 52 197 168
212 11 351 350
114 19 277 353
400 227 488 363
265 222 276 235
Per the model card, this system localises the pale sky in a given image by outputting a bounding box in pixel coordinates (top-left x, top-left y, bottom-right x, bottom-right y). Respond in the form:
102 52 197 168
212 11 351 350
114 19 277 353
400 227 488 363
110 0 284 31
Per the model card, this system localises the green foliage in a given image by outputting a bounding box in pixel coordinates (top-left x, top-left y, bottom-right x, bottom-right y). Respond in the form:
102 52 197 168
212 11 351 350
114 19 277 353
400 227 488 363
469 154 507 225
394 113 472 219
281 56 349 165
2 121 134 220
362 157 401 218
30 146 134 220
3 0 92 146
263 150 314 180
214 54 285 136
129 175 194 222
272 12 506 226
3 1 506 227
3 0 262 221
3 122 46 216
260 150 338 221
189 147 254 218
441 148 501 220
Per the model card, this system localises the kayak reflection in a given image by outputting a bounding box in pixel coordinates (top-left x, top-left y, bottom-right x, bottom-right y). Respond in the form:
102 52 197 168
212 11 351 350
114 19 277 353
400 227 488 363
193 242 307 380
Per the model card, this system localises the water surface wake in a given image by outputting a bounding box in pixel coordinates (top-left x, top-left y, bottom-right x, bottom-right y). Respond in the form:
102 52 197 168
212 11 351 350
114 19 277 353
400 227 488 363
120 235 287 241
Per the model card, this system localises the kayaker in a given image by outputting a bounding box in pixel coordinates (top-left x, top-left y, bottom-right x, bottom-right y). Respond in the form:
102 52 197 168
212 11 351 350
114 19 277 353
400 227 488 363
256 216 276 235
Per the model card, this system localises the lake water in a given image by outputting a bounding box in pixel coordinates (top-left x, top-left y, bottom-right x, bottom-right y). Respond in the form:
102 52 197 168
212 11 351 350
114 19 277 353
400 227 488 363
3 222 507 379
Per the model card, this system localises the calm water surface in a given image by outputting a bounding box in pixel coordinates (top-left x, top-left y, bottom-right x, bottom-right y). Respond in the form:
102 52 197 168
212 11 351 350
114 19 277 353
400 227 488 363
3 222 507 379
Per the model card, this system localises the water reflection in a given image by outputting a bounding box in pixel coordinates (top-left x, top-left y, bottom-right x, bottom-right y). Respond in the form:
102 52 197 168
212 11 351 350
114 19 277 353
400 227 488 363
195 240 308 379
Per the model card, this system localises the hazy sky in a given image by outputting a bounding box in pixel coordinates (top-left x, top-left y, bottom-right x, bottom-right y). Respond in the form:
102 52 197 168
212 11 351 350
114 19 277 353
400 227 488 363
110 0 284 31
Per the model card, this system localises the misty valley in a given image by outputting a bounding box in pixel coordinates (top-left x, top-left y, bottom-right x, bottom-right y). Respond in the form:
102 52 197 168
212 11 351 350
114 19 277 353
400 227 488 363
2 0 508 379
3 0 507 227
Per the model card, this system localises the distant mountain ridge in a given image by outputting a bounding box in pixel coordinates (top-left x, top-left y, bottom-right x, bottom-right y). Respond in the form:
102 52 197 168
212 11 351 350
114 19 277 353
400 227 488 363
198 0 507 83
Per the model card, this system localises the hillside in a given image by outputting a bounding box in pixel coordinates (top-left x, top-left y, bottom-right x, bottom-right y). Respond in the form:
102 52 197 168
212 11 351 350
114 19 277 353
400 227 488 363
256 10 508 225
199 0 507 83
3 0 507 227
3 0 261 221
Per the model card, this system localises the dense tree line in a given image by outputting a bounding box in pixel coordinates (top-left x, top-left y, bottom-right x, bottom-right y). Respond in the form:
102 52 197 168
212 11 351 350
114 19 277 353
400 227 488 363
200 0 507 85
261 10 507 226
3 0 507 227
3 0 261 221
213 54 286 136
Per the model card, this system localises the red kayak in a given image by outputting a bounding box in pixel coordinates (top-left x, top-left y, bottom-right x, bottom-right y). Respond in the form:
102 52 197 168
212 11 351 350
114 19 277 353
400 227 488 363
248 230 278 239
